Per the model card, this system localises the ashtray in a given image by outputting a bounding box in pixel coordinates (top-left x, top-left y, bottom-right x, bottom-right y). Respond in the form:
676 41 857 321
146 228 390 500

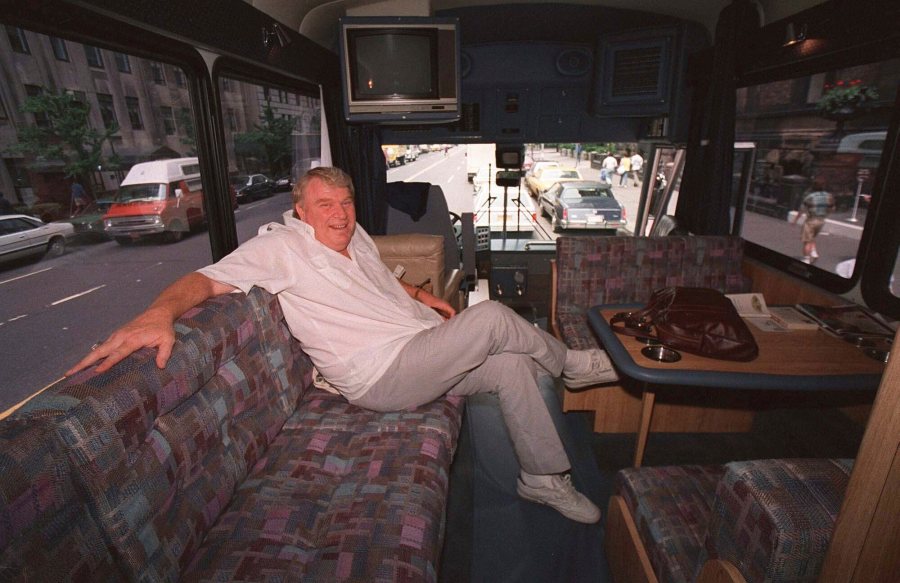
641 345 681 363
635 336 662 346
862 347 890 363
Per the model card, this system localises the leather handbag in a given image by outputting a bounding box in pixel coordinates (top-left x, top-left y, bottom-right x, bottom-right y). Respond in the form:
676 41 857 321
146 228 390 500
610 287 759 361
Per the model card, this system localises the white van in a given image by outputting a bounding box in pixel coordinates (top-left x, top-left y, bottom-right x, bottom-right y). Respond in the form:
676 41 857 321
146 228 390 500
103 157 205 244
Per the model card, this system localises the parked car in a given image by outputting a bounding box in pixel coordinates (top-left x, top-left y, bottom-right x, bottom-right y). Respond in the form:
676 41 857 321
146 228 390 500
525 167 582 198
525 160 559 178
231 173 274 202
540 180 626 232
273 173 294 193
60 198 116 242
382 145 408 167
0 214 74 266
404 145 420 163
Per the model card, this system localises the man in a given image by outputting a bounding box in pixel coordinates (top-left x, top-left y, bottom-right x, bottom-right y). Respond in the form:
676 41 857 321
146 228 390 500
792 179 834 264
68 166 618 524
601 152 618 185
630 151 643 187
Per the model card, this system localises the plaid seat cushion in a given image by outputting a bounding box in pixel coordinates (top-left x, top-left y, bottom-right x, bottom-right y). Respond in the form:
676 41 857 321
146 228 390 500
183 391 465 582
616 464 725 583
698 458 852 583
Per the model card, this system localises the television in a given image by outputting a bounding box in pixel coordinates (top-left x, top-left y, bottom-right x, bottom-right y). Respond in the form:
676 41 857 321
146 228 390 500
339 16 460 123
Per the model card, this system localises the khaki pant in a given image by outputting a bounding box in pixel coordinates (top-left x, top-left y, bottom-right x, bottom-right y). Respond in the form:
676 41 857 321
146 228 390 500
353 301 570 475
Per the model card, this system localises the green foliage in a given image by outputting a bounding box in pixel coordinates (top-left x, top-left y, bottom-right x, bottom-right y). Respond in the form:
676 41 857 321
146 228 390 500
234 104 295 174
817 79 879 117
8 89 121 179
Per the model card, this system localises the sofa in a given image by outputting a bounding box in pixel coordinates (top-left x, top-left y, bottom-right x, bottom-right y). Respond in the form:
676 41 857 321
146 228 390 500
606 458 853 583
551 235 754 433
0 283 465 581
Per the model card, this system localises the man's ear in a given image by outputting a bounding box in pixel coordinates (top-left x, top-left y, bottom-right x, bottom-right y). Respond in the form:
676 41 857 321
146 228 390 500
294 203 305 221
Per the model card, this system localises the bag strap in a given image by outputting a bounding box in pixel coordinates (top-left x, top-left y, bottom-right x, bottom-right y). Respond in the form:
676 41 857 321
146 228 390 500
609 310 658 340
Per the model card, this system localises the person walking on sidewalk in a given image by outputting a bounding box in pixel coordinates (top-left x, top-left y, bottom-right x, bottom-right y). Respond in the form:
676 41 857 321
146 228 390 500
618 149 633 186
792 179 835 264
630 150 644 187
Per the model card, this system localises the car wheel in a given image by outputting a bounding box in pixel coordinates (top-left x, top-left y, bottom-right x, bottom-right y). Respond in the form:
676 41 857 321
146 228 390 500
47 236 66 257
166 222 185 243
551 217 561 233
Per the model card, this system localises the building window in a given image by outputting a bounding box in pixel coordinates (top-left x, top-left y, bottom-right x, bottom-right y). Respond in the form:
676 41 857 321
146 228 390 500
125 96 143 129
84 45 104 68
96 93 117 129
226 108 238 131
24 85 48 127
150 61 166 85
66 89 87 104
50 36 69 61
160 106 176 135
5 26 29 54
114 52 131 73
173 68 186 88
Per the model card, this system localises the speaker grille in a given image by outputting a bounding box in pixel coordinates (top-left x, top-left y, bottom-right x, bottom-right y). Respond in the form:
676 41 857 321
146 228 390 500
610 46 662 97
555 49 591 76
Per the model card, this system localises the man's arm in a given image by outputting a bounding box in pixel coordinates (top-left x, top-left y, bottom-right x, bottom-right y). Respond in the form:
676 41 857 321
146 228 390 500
66 272 236 375
399 280 456 320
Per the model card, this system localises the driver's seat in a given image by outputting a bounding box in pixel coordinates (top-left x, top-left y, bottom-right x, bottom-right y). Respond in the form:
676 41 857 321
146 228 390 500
384 182 468 310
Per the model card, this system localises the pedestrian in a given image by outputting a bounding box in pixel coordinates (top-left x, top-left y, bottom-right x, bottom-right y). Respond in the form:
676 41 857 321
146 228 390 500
601 152 617 185
68 166 618 524
0 191 14 215
630 150 644 187
792 179 835 264
618 149 633 186
71 181 88 215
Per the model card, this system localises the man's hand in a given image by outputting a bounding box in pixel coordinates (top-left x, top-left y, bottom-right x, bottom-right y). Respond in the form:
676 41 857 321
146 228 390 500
66 308 177 375
65 272 235 376
420 293 456 320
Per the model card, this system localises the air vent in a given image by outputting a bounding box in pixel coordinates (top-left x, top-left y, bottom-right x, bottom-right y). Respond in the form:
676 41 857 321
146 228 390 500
611 46 662 98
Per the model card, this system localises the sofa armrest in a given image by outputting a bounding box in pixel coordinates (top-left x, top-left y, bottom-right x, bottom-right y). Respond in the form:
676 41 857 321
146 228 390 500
698 458 853 583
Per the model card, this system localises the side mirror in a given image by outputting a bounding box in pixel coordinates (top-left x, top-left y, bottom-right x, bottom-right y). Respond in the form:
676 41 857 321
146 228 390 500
174 188 184 198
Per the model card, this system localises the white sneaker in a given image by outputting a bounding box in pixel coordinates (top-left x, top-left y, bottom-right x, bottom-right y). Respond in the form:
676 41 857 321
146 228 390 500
517 473 601 524
562 349 618 389
811 248 819 259
802 256 812 264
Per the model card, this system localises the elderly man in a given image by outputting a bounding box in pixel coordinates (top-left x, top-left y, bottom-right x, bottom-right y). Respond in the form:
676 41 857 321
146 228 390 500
68 166 617 524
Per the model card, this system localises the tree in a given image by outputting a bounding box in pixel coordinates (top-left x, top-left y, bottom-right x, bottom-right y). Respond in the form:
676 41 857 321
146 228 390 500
234 103 294 175
7 90 121 181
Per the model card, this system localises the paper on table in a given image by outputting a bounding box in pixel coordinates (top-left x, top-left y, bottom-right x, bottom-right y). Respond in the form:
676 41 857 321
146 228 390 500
726 293 771 318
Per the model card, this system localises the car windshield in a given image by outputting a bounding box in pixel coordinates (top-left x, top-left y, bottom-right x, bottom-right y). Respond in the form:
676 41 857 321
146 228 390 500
231 175 250 187
115 184 167 202
547 170 580 180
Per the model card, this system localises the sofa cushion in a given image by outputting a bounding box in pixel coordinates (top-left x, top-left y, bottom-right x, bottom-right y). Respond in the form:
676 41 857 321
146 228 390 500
698 458 853 583
615 464 725 583
183 390 465 582
14 287 312 582
0 419 119 582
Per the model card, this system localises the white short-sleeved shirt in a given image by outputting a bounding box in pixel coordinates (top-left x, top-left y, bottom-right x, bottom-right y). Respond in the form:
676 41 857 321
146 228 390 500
198 217 443 400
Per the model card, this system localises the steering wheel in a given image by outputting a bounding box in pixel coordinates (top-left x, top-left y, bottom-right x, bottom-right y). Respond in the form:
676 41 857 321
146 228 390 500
449 211 463 248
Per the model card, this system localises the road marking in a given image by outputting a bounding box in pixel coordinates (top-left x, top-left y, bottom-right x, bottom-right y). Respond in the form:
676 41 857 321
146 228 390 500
51 284 106 306
7 314 27 322
447 174 454 183
0 267 53 286
406 157 451 181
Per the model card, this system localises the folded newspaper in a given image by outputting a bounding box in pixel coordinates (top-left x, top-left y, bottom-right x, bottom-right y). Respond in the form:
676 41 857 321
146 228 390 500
726 294 820 332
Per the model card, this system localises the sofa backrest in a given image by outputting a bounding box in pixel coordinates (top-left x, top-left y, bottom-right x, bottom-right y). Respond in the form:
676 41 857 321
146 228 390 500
1 287 312 581
555 235 751 315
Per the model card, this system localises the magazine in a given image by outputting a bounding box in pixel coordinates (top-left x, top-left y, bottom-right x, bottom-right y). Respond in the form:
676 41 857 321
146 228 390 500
795 303 896 338
768 306 820 331
725 293 771 318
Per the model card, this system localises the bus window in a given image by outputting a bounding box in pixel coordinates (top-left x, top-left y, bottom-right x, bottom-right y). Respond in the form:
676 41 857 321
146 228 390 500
735 57 900 284
0 24 210 412
217 75 321 244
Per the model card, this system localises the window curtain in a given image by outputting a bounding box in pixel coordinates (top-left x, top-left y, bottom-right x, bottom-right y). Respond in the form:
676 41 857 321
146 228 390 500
676 0 758 235
321 83 387 234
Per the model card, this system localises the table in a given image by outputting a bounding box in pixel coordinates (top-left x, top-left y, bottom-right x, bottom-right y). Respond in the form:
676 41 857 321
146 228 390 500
589 305 886 466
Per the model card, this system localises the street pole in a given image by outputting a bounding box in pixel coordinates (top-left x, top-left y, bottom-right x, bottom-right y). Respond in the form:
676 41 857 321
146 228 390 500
848 176 864 223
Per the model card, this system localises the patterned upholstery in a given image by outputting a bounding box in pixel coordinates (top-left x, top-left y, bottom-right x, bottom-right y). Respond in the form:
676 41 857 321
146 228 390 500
615 459 852 583
0 286 464 582
616 465 725 583
555 236 751 349
698 458 853 583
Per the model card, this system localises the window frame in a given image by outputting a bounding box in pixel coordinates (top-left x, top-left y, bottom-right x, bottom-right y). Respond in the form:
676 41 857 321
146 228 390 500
83 44 104 68
50 36 68 61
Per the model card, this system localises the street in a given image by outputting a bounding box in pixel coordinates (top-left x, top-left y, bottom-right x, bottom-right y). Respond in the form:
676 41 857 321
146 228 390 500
0 145 880 412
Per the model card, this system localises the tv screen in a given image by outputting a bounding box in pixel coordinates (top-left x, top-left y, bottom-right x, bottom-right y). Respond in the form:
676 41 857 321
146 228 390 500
348 29 438 101
339 17 460 123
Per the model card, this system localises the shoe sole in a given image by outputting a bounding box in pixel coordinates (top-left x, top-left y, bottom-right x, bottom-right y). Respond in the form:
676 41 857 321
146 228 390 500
516 483 601 524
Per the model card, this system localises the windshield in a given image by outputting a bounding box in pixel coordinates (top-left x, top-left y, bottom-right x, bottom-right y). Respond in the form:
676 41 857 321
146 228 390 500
116 183 167 202
230 175 250 187
547 170 580 180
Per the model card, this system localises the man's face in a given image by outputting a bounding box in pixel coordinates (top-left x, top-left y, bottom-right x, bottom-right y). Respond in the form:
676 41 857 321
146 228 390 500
295 177 357 255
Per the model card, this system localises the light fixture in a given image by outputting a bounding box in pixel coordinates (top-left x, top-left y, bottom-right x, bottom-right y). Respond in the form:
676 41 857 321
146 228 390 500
783 22 807 47
262 23 291 51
